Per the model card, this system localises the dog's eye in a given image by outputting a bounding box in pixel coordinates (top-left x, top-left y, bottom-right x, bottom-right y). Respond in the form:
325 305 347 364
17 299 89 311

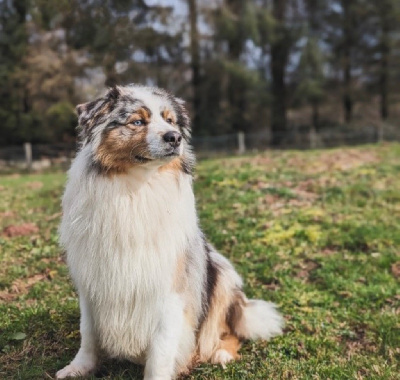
133 120 144 126
166 118 173 124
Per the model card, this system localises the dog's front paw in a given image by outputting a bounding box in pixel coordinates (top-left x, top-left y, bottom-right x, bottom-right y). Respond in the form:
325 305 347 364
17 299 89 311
56 362 95 379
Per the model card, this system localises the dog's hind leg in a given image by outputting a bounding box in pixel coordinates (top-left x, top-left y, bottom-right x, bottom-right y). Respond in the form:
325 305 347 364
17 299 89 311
211 334 241 369
144 293 187 380
56 294 98 379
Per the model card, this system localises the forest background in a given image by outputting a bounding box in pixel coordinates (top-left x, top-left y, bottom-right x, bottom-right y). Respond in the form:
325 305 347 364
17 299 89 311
1 0 400 147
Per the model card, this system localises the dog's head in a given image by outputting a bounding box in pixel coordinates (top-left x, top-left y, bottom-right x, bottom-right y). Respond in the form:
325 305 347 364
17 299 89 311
76 84 193 175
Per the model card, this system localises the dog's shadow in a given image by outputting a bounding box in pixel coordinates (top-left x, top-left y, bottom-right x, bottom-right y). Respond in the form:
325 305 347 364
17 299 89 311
94 358 143 379
94 359 193 379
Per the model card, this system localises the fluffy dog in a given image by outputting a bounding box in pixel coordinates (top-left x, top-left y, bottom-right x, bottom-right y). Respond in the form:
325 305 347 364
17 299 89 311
56 84 283 380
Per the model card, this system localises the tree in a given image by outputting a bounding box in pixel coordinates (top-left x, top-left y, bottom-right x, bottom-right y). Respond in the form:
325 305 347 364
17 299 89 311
188 0 201 130
324 0 368 123
369 0 400 120
259 0 302 146
270 0 291 145
295 37 325 131
205 0 264 135
0 0 30 145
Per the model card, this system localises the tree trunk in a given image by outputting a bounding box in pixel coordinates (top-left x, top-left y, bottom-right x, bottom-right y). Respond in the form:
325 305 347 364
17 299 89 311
226 0 246 133
188 0 201 130
380 25 389 120
312 101 319 132
342 0 353 123
343 49 352 123
13 0 28 133
271 0 288 146
104 57 118 88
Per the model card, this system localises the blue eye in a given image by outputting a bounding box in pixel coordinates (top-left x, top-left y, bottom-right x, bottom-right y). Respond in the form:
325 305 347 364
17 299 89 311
133 120 143 126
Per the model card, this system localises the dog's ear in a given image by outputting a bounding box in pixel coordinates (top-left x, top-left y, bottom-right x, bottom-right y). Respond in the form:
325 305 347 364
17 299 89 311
76 97 104 142
76 87 123 144
106 85 123 100
76 103 87 116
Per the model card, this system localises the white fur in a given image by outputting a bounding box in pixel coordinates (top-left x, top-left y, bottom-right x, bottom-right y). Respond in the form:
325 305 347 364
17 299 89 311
57 85 284 379
57 145 198 378
236 300 284 340
211 349 234 369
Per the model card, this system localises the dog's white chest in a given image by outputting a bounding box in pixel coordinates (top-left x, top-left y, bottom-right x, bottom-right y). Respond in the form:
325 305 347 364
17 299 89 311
60 164 197 358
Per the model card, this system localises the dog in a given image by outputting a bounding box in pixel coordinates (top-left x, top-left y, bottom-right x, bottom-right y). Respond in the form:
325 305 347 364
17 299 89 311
56 84 284 379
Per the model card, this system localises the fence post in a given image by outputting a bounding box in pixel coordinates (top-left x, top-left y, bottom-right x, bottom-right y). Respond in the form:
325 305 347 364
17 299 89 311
309 127 317 149
24 142 32 171
376 123 384 142
237 132 246 154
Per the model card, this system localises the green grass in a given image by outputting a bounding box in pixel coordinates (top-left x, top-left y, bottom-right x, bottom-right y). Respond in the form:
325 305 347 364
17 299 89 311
1 144 400 379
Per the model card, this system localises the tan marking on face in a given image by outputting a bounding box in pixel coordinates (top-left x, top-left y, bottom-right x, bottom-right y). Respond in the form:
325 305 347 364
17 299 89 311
96 125 149 174
161 109 176 124
127 107 151 125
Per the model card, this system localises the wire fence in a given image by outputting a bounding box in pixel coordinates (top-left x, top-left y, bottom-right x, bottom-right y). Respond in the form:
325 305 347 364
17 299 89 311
0 124 399 172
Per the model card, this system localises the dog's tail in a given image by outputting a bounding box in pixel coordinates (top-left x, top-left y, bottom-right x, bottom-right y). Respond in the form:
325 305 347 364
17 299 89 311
231 296 284 340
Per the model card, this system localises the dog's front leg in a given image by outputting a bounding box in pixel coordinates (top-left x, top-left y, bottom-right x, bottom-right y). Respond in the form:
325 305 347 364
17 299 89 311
56 293 98 379
144 293 184 380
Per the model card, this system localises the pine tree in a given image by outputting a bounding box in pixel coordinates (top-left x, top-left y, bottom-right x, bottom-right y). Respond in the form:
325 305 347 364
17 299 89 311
295 37 325 131
0 0 30 144
369 0 400 120
324 0 368 123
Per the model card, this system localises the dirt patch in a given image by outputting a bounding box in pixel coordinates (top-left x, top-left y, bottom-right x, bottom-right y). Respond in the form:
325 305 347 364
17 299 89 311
45 212 62 221
305 150 379 174
0 211 16 218
2 223 39 237
25 181 43 190
391 262 400 279
0 272 49 302
260 189 318 216
295 259 320 280
334 322 378 360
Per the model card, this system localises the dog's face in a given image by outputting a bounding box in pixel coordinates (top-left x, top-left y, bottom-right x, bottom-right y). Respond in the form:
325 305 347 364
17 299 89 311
76 85 192 174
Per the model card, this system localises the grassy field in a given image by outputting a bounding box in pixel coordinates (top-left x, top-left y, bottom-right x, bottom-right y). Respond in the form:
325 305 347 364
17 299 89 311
0 144 399 379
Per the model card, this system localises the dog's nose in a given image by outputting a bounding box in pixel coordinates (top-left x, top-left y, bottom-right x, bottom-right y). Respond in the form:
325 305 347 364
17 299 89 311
163 131 182 147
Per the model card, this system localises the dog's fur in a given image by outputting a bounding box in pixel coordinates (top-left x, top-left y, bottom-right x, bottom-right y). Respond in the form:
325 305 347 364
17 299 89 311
56 84 284 380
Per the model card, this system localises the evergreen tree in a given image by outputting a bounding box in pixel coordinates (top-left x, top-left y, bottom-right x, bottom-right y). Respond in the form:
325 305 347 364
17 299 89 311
324 0 368 123
295 37 325 131
0 0 30 145
368 0 400 120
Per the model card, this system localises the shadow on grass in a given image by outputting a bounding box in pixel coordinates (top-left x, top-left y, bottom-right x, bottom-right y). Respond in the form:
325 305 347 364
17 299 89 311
1 306 146 379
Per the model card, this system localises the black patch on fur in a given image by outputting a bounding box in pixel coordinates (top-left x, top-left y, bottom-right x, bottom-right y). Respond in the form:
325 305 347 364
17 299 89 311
141 105 152 117
85 99 98 113
198 238 218 328
107 86 121 100
86 154 104 175
152 89 164 97
226 289 245 339
180 156 193 175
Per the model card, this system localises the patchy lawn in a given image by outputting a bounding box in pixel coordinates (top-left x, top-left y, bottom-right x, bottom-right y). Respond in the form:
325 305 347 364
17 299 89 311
0 144 399 379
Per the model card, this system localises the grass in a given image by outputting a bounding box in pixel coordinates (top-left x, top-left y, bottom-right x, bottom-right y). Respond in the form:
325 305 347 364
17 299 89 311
1 143 399 379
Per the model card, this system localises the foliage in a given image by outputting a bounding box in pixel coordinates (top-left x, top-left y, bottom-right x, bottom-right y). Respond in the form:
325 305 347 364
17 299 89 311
0 0 400 145
1 144 399 378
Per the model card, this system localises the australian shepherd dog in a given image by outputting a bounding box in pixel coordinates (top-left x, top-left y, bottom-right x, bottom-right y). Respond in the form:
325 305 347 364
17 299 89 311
56 84 284 379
